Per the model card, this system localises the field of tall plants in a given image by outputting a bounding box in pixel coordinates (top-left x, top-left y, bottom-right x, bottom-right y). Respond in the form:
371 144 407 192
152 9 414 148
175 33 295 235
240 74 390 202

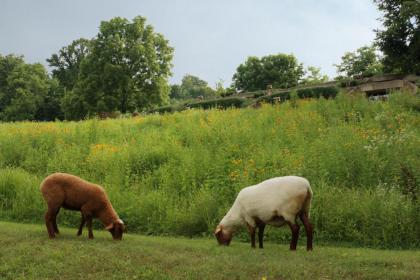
0 92 418 248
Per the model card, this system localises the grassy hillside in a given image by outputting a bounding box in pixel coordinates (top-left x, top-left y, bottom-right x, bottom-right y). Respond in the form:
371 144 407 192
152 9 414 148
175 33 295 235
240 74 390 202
0 222 419 280
0 92 419 248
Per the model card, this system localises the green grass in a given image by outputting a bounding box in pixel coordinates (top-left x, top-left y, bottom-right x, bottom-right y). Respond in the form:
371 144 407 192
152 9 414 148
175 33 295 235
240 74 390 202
1 222 419 280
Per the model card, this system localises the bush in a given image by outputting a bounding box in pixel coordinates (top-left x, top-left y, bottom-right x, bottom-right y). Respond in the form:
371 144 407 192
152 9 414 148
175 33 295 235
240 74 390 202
186 97 246 109
256 87 339 104
297 87 339 99
388 91 420 112
149 104 180 114
256 91 291 103
338 78 362 88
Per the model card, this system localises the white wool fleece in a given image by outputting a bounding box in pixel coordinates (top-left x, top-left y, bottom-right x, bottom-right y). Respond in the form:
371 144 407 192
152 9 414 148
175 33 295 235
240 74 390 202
220 176 312 232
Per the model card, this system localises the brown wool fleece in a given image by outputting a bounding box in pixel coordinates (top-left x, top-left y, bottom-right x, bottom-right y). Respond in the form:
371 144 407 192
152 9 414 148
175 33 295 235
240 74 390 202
40 173 120 229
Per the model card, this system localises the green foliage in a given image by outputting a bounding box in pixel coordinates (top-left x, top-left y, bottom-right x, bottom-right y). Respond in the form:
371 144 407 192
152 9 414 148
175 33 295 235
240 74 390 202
47 38 90 90
60 89 90 120
257 91 291 103
296 86 339 99
187 97 246 109
0 93 419 248
257 87 339 104
169 84 183 99
220 85 236 97
149 103 183 114
388 91 420 112
374 0 420 74
170 75 216 100
335 45 383 79
0 54 61 121
289 90 299 108
232 54 304 91
214 79 228 97
180 75 215 99
300 66 329 85
35 78 65 121
153 95 248 114
64 16 173 119
0 169 44 221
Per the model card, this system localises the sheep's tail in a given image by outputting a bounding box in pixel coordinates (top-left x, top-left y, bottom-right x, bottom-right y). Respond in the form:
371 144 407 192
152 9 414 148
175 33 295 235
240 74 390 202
302 185 313 218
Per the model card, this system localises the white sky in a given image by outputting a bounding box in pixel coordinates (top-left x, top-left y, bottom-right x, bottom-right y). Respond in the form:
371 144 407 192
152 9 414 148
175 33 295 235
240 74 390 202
0 0 381 87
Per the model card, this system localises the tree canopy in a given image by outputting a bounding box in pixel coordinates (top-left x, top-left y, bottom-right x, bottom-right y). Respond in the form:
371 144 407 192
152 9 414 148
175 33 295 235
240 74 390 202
0 54 61 121
64 16 174 119
301 66 329 85
374 0 420 74
169 74 217 100
335 45 383 79
232 54 304 92
47 38 90 90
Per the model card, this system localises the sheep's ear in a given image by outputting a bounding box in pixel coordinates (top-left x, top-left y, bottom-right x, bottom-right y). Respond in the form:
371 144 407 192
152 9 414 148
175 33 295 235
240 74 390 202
214 226 222 235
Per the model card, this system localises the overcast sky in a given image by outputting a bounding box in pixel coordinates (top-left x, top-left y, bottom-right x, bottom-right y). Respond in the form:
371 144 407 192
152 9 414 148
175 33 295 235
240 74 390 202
0 0 381 87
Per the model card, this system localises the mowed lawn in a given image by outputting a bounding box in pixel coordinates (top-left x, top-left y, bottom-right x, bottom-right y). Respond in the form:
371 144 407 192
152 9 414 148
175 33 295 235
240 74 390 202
0 222 419 280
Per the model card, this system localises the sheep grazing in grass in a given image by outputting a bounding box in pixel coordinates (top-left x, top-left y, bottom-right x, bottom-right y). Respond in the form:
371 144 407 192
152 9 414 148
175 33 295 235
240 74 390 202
40 173 126 240
215 176 313 250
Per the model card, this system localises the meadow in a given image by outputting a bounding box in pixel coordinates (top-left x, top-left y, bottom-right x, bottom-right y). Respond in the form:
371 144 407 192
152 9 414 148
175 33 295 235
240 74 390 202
0 92 419 249
1 222 419 280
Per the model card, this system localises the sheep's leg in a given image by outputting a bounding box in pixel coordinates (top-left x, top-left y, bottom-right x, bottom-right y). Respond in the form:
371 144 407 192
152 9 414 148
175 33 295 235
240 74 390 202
86 215 94 239
81 205 94 239
44 208 57 238
287 222 300 250
77 214 86 236
247 224 256 248
52 208 60 234
258 224 266 249
299 212 313 251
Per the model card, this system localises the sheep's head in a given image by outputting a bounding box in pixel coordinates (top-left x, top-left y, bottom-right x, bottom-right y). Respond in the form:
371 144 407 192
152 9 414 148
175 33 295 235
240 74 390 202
214 224 232 246
107 219 126 240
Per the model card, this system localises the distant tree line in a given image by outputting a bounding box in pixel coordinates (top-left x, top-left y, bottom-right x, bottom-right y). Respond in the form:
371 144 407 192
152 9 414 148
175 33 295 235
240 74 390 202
0 54 62 121
0 0 418 121
1 16 173 121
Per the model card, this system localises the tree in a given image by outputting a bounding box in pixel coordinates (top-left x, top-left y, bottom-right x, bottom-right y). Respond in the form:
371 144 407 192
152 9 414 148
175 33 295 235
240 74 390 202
335 45 383 79
169 75 216 100
232 54 304 92
169 84 183 99
0 54 57 121
35 78 65 121
67 16 174 119
214 79 227 97
0 54 24 113
300 66 329 85
47 38 90 90
374 0 420 74
180 75 215 99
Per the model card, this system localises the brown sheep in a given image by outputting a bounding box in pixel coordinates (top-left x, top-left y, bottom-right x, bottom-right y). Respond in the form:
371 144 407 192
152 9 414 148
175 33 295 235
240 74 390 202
40 173 125 240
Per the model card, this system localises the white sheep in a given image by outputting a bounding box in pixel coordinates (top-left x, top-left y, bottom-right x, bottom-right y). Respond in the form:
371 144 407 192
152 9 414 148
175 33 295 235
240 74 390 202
214 176 313 250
